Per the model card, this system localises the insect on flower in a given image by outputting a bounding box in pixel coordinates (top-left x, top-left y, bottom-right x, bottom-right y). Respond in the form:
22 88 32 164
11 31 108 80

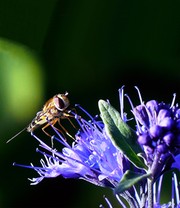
7 92 75 143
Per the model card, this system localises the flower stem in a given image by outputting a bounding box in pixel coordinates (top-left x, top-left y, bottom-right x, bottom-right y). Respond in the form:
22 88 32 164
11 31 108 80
147 152 161 208
147 178 153 208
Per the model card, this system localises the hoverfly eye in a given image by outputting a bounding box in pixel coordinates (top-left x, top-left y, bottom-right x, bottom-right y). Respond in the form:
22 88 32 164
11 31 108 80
54 97 65 110
54 94 70 111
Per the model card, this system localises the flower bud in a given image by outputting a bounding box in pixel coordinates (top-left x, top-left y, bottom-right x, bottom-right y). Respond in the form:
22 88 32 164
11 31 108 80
157 143 168 154
163 133 174 146
158 117 175 130
149 125 163 139
158 109 171 122
138 134 151 145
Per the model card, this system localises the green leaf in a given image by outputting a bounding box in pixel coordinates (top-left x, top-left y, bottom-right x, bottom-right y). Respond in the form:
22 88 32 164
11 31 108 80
98 100 147 169
115 170 151 194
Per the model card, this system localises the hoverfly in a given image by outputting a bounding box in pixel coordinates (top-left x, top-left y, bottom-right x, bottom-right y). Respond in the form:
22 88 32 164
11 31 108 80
7 92 75 143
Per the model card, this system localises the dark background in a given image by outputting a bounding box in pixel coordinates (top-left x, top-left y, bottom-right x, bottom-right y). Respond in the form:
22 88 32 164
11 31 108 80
0 0 180 207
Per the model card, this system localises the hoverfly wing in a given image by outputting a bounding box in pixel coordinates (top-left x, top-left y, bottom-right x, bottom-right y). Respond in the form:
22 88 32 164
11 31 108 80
6 111 46 143
6 127 27 143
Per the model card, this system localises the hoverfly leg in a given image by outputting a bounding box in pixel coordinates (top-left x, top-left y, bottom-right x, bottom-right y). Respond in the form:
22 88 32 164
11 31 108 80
50 136 54 149
57 119 75 140
63 113 77 129
50 123 68 141
42 120 57 148
67 117 76 129
42 123 53 138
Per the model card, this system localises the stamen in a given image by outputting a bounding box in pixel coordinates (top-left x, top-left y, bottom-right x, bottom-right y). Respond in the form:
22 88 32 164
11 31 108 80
173 172 180 205
31 132 52 152
115 194 126 208
118 85 126 121
124 94 135 112
103 195 113 208
153 182 156 204
125 93 141 133
170 93 176 108
135 86 144 105
157 174 163 204
13 162 45 170
50 123 71 147
172 173 175 208
75 104 94 120
35 148 59 161
133 186 141 205
52 135 71 148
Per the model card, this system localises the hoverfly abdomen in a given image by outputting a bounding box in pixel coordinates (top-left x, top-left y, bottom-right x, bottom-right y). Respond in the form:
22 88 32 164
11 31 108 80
26 110 46 132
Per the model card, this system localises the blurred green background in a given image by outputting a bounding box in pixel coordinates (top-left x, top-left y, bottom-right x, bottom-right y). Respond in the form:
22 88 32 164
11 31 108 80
0 0 180 207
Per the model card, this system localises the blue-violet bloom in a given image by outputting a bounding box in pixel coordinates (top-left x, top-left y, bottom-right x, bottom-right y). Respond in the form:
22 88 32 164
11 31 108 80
16 108 130 187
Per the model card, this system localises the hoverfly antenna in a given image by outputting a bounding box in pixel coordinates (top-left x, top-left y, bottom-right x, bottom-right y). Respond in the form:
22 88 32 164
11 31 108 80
6 127 27 143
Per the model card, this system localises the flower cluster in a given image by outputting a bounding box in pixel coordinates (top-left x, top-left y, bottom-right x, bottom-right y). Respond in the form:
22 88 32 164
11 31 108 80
14 87 180 208
130 88 180 177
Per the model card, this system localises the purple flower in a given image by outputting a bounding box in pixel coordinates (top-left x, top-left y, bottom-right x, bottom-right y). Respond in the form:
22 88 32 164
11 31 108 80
121 87 180 177
15 108 130 187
